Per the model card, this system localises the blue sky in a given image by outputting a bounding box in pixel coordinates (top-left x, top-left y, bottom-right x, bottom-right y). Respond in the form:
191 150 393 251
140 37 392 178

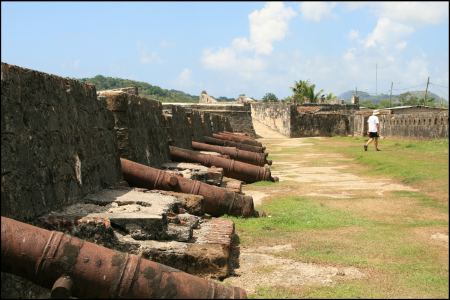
2 1 449 100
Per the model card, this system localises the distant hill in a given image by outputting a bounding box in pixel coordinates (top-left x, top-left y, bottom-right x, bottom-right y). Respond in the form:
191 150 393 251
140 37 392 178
339 90 447 105
78 75 199 103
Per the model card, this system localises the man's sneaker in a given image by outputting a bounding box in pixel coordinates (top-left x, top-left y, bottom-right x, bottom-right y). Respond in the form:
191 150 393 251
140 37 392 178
364 145 368 151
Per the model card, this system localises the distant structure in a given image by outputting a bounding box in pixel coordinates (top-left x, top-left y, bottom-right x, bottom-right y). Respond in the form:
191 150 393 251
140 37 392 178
319 94 326 104
98 86 138 96
351 94 359 105
236 94 256 104
199 90 218 104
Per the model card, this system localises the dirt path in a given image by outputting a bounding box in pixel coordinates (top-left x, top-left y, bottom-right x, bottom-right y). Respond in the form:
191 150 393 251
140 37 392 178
223 119 448 296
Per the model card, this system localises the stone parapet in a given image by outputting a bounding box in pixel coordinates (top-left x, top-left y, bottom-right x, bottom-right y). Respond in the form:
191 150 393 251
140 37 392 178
98 90 170 167
1 62 122 221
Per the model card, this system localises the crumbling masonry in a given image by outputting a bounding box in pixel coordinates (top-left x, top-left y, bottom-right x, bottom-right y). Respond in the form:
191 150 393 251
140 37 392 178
1 63 274 299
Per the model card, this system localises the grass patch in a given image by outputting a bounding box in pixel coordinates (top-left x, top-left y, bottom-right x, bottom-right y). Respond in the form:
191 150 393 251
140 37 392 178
301 282 380 299
230 136 449 299
251 286 300 299
227 195 370 245
311 137 449 199
392 190 448 212
248 181 279 187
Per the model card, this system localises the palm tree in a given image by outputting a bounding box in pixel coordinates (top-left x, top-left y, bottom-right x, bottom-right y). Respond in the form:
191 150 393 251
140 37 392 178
291 80 323 104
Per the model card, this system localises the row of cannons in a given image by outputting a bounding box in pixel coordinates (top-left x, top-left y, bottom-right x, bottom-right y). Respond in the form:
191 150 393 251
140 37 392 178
123 131 276 218
2 129 275 298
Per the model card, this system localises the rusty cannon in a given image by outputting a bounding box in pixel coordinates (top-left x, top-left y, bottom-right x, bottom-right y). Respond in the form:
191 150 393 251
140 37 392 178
215 131 260 144
120 158 256 217
201 136 265 153
212 133 262 147
192 141 271 166
169 146 277 183
219 131 259 143
1 216 247 299
221 131 251 137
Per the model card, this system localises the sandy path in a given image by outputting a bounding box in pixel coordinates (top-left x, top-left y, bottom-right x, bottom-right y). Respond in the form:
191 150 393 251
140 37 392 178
223 119 447 295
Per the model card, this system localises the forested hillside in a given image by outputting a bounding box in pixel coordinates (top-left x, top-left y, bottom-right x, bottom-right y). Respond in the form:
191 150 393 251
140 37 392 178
78 75 199 103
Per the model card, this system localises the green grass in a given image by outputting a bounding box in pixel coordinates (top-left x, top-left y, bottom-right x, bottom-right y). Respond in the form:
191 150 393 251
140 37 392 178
231 136 448 299
312 137 448 193
227 195 373 247
392 190 448 212
248 181 279 187
228 196 369 235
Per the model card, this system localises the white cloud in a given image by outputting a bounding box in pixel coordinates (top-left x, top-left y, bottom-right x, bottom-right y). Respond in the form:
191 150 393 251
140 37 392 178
395 41 407 50
362 2 448 50
202 2 296 77
137 41 163 64
342 2 369 11
159 40 174 48
375 2 448 25
61 59 81 70
300 2 336 22
202 48 265 76
343 48 356 61
177 68 194 87
247 2 297 55
348 29 359 40
364 17 413 48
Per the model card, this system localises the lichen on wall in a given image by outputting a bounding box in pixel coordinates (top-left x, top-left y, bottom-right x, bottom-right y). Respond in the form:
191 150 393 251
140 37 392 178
1 62 122 221
98 90 170 167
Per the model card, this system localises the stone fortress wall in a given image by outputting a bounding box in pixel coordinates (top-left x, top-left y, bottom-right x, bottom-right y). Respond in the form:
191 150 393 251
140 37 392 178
353 108 448 139
252 102 448 139
165 103 256 137
1 63 123 221
1 63 247 298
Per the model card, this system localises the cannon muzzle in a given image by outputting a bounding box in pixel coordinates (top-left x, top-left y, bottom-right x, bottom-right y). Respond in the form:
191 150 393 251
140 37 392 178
1 216 247 299
120 158 256 217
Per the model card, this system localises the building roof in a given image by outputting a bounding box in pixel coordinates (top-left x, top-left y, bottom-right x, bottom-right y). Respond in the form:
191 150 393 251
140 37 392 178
385 105 447 110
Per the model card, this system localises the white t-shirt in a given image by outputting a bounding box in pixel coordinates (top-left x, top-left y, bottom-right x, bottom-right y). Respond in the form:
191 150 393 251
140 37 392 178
367 115 379 132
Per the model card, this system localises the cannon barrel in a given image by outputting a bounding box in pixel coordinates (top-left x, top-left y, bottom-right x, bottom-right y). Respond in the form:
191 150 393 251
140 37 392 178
202 136 265 153
1 216 247 299
212 133 262 147
169 146 275 183
192 141 271 166
221 131 251 137
120 158 256 217
219 131 259 143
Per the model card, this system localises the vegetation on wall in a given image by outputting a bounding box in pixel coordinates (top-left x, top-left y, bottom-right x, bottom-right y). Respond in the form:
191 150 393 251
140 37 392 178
78 75 199 103
262 92 279 102
290 80 324 104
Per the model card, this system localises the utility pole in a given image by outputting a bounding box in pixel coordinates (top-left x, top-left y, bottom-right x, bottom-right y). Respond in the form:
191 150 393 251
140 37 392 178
389 81 393 107
375 63 378 96
424 76 430 106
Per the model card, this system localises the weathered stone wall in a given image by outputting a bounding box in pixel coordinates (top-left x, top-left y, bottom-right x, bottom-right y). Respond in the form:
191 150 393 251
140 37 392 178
353 111 371 136
1 63 122 221
380 111 448 138
98 90 170 167
251 103 353 137
353 110 449 139
162 104 234 142
211 114 232 133
163 105 193 149
290 112 350 137
387 106 448 115
251 102 292 136
166 103 256 137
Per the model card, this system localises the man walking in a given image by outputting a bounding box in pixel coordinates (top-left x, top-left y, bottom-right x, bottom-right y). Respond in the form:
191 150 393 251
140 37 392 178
364 110 381 151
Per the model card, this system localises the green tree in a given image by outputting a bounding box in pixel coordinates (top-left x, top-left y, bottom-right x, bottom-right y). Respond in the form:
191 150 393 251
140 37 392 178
262 92 279 102
290 80 323 104
360 100 379 109
326 92 335 101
